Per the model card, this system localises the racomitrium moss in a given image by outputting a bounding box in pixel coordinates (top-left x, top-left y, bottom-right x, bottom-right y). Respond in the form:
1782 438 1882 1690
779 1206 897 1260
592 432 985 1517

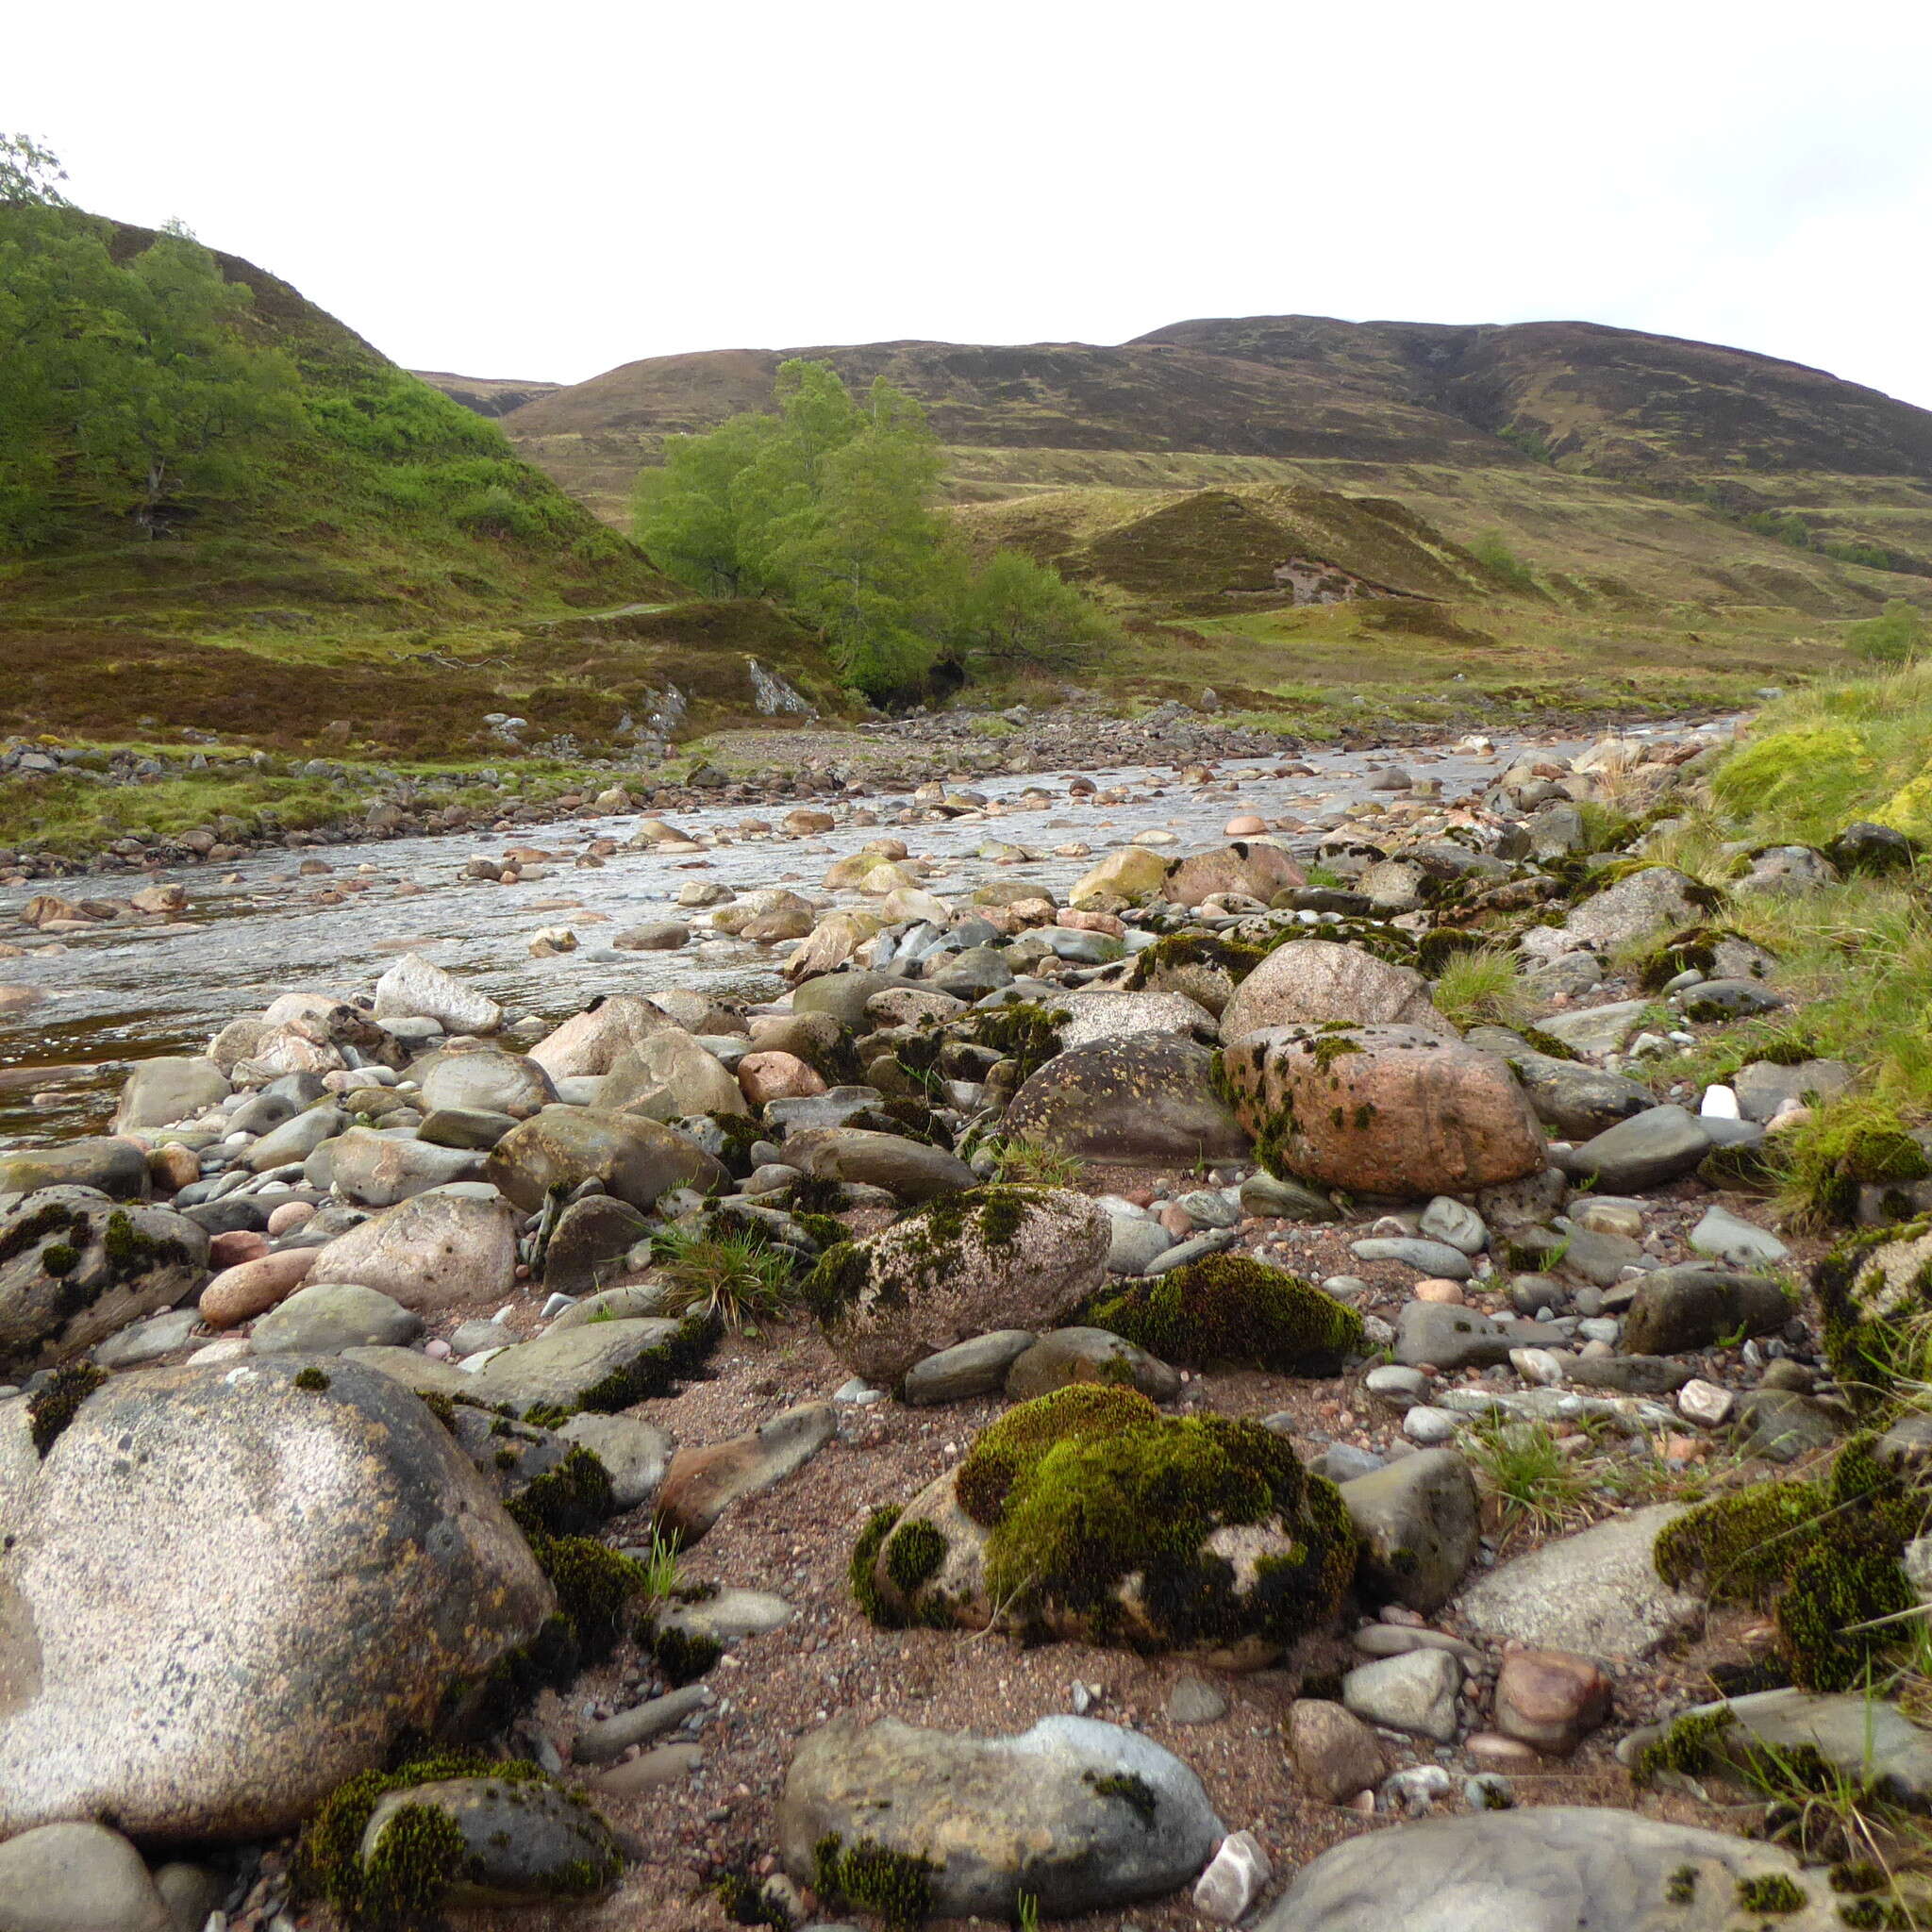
953 1383 1356 1652
1084 1253 1362 1373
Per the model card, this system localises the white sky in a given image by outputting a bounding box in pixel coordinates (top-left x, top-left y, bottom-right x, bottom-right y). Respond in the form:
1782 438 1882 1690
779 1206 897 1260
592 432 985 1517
12 0 1932 410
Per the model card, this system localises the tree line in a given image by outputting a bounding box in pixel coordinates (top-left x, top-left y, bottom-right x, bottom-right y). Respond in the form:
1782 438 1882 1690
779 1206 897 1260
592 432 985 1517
631 358 1118 701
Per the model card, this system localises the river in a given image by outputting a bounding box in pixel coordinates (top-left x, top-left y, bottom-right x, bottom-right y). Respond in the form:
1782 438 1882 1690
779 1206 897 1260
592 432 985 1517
0 718 1730 1145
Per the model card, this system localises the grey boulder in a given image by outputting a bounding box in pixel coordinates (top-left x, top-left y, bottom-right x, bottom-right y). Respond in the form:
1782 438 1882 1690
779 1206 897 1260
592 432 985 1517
0 1358 552 1841
1003 1038 1250 1165
1559 1106 1711 1191
485 1107 726 1212
1340 1449 1480 1611
304 1188 518 1311
248 1282 423 1354
1258 1806 1836 1931
779 1713 1222 1921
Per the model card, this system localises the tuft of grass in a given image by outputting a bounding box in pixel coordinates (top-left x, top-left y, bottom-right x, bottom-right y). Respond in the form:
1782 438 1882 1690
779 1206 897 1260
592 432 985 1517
988 1138 1087 1190
648 1225 798 1332
1465 1416 1591 1544
1430 944 1536 1031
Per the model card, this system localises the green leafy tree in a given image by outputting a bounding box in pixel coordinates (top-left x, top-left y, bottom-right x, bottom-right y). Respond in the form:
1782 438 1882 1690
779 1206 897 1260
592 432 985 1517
631 411 777 595
0 179 303 546
0 132 69 207
951 547 1118 671
1845 598 1929 666
631 359 1115 702
72 226 304 531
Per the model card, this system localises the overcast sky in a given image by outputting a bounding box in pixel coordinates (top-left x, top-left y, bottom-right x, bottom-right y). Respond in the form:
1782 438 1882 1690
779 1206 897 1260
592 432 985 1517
13 0 1932 409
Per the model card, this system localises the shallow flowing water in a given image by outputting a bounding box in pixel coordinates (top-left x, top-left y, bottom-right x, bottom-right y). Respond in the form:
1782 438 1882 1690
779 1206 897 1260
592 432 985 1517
0 719 1730 1145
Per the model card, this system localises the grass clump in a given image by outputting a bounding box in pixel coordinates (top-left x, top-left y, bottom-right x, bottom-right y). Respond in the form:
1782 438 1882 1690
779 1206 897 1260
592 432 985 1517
988 1137 1087 1189
1083 1253 1361 1374
648 1225 798 1332
1464 1416 1591 1543
1429 943 1536 1029
1779 1095 1930 1232
952 1384 1356 1652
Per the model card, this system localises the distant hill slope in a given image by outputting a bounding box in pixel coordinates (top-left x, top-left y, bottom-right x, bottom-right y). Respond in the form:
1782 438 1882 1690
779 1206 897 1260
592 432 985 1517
1134 316 1932 483
412 370 563 418
475 315 1932 617
0 214 669 634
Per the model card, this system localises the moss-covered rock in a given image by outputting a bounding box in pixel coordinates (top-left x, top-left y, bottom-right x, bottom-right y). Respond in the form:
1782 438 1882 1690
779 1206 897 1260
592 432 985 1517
854 1385 1356 1663
295 1754 623 1926
1654 1441 1921 1691
806 1186 1110 1388
1084 1254 1361 1374
1813 1215 1932 1390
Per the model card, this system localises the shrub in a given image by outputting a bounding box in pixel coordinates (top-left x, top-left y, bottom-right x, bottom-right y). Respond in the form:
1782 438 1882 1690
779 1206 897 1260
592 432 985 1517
1845 600 1928 666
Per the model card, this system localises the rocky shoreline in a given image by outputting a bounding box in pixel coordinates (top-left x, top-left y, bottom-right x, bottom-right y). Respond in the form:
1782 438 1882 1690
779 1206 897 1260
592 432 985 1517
2 716 1927 1932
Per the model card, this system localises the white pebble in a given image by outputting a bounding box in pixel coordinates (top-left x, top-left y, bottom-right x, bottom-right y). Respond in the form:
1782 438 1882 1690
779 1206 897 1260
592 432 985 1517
1699 1084 1741 1120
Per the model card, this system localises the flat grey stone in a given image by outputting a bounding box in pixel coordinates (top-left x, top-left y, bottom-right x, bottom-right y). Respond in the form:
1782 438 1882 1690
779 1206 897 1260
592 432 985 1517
1689 1205 1790 1268
1257 1805 1836 1932
1351 1238 1474 1280
1534 1000 1649 1058
93 1308 201 1369
1164 1674 1228 1724
574 1683 711 1767
1453 1505 1702 1663
1560 1106 1710 1191
1394 1303 1513 1371
902 1331 1037 1405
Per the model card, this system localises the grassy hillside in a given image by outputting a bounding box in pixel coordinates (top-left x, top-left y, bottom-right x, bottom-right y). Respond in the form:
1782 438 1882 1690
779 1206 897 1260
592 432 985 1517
0 213 861 762
0 213 667 630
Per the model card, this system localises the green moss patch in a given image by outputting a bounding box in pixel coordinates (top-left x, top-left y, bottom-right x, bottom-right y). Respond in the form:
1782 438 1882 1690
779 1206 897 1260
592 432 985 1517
1084 1253 1361 1373
952 1383 1355 1651
1654 1440 1923 1691
293 1751 611 1928
25 1361 108 1456
505 1446 615 1540
810 1834 934 1932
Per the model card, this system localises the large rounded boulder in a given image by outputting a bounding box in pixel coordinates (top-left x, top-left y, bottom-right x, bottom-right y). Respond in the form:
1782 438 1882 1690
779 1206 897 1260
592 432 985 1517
807 1187 1108 1387
1220 939 1454 1045
304 1189 519 1312
1224 1023 1546 1195
0 1189 208 1375
0 1357 553 1842
1003 1038 1249 1165
855 1384 1356 1665
484 1106 726 1211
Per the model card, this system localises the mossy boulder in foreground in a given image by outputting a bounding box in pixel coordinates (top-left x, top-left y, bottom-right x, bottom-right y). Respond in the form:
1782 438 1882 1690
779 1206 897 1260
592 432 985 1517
853 1384 1356 1665
1085 1253 1362 1374
804 1186 1109 1387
